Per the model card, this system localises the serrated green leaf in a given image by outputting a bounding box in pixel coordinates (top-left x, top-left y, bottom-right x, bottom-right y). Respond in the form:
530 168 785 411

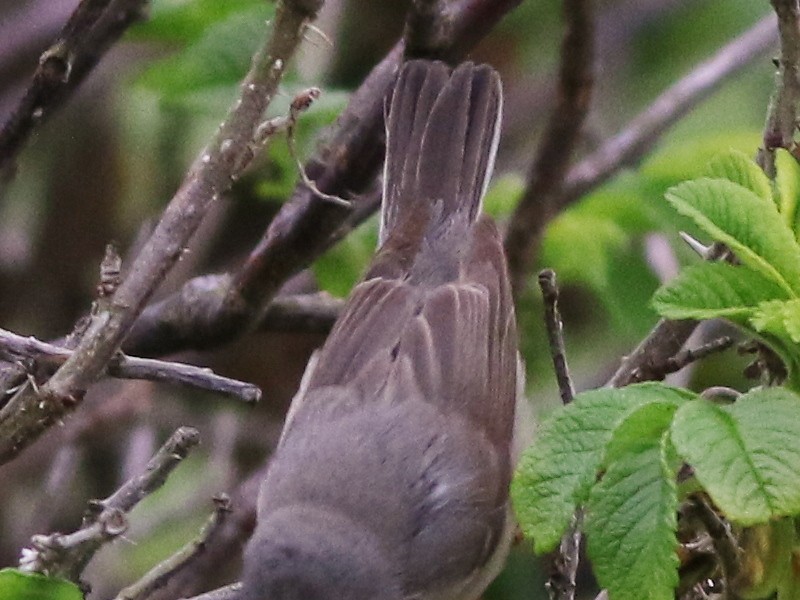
511 384 693 553
652 262 791 321
672 388 800 524
775 149 800 231
706 149 772 203
135 5 272 102
751 299 800 343
665 178 800 295
585 429 680 600
0 569 83 600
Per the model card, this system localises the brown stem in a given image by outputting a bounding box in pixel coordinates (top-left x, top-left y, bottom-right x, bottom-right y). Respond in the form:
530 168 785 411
504 0 596 300
0 327 261 402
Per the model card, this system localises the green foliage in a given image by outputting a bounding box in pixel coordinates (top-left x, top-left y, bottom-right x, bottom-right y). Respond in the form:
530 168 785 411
585 419 680 600
653 150 800 387
0 569 83 600
511 384 800 600
511 383 691 554
672 388 800 525
130 0 265 44
134 3 273 104
312 218 379 298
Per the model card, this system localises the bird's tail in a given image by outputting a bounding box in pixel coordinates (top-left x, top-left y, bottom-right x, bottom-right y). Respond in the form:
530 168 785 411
380 60 502 251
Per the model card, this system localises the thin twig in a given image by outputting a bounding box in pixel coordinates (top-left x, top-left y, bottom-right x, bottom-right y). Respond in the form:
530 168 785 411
113 495 233 600
606 244 731 388
504 0 595 300
607 319 699 388
0 327 261 402
0 0 323 465
18 427 200 581
538 270 575 405
0 0 149 185
759 0 800 175
561 15 776 208
661 337 734 377
538 269 580 600
617 335 735 385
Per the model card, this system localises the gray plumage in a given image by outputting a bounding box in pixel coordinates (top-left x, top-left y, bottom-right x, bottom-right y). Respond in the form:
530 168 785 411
241 60 517 600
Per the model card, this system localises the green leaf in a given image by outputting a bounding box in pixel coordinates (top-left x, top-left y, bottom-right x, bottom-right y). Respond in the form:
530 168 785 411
540 212 630 291
511 384 693 553
0 569 83 600
665 178 800 295
671 388 800 524
652 262 791 321
751 299 800 343
706 149 772 203
312 219 378 298
129 0 264 44
585 426 680 600
775 149 800 231
136 4 272 102
642 131 762 186
483 173 524 218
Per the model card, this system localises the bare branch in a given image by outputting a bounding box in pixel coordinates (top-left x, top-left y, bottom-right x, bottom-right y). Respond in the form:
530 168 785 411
759 0 800 175
538 270 575 405
113 495 233 600
0 0 323 465
562 15 777 207
661 336 734 378
606 244 730 388
505 0 596 300
19 427 200 581
0 0 149 184
0 327 261 402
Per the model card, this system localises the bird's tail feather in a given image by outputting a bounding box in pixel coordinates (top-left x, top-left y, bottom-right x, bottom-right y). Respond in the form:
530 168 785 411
380 60 502 246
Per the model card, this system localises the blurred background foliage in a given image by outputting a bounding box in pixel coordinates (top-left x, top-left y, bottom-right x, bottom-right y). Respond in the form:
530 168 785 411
0 0 775 598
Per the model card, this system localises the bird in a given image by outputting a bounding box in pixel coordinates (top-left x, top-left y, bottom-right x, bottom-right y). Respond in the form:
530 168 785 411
239 59 520 600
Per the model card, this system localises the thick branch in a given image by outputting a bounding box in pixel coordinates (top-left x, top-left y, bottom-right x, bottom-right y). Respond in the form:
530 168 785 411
759 0 800 175
0 0 149 182
0 0 323 465
505 0 595 300
19 427 199 581
0 327 260 402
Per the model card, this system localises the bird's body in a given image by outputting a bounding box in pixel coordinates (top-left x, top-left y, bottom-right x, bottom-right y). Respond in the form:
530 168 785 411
241 60 518 600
